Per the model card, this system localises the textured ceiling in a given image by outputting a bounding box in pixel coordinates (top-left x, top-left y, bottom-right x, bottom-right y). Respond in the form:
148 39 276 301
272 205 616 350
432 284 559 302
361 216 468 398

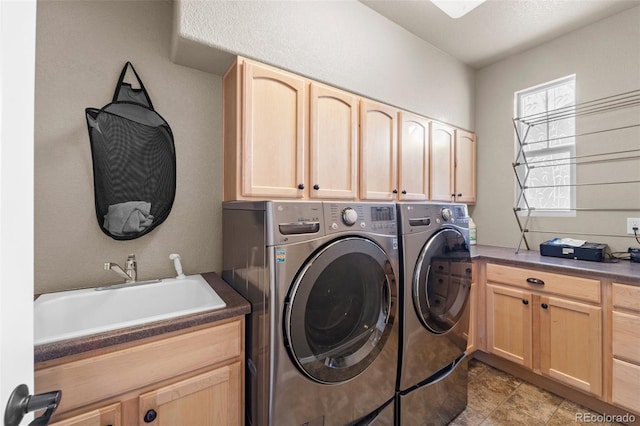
360 0 640 69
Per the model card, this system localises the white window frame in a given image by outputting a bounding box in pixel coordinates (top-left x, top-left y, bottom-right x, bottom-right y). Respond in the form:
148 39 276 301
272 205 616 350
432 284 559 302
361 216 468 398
514 75 576 217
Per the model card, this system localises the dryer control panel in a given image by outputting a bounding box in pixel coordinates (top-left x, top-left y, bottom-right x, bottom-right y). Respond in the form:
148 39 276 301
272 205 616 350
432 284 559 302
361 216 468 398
324 202 397 236
398 203 469 235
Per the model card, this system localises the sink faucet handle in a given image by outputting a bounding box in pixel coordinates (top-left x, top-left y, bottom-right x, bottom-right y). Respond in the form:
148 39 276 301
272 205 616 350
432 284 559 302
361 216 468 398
125 254 137 282
169 253 185 279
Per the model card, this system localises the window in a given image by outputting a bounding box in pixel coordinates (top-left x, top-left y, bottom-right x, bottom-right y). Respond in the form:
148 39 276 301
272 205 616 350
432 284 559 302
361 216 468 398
515 75 576 215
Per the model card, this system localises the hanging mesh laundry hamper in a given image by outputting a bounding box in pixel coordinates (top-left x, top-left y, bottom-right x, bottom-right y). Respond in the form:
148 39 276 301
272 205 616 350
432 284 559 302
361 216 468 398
86 62 176 240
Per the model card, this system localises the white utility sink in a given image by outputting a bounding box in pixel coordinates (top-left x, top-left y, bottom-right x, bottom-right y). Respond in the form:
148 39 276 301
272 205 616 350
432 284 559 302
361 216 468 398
34 274 226 345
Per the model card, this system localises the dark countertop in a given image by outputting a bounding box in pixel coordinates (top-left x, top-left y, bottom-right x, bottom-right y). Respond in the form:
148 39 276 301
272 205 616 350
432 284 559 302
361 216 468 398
34 272 251 364
472 245 640 285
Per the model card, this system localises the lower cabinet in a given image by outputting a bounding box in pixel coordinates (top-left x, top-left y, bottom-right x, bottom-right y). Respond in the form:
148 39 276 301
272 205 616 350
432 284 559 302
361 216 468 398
484 263 602 397
138 363 241 426
611 282 640 414
36 319 244 426
49 403 121 426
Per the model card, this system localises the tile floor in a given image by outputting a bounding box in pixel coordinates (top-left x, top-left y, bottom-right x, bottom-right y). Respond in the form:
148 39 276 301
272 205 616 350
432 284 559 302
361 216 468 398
450 359 624 426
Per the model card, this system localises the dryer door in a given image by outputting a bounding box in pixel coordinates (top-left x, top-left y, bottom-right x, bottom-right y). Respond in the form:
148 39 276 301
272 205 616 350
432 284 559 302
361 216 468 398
284 237 397 384
414 228 471 334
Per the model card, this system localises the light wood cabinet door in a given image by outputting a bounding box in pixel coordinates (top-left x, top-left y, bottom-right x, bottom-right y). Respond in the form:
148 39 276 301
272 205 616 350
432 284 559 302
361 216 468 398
398 112 429 201
455 129 476 203
539 295 602 396
466 281 478 354
359 99 398 200
241 61 306 198
138 362 242 426
486 284 532 368
612 358 640 414
430 122 455 202
309 83 358 199
50 403 121 426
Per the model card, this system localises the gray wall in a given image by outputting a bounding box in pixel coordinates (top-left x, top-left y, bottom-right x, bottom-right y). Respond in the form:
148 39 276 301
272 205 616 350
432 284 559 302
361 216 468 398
35 0 221 293
34 0 474 293
173 0 476 130
473 6 640 252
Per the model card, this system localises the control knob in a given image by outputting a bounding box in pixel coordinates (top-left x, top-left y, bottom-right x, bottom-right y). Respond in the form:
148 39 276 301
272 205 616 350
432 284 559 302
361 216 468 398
441 208 452 222
342 207 358 226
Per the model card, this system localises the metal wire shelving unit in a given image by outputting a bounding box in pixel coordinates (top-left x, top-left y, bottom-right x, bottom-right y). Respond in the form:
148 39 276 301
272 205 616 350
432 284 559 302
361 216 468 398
512 89 640 253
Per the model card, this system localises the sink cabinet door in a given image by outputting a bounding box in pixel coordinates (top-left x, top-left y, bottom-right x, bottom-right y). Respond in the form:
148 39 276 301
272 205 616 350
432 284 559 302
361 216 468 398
49 403 121 426
138 362 242 426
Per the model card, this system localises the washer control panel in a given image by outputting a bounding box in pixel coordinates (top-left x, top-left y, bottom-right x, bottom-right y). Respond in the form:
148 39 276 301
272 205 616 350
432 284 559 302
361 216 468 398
325 202 396 235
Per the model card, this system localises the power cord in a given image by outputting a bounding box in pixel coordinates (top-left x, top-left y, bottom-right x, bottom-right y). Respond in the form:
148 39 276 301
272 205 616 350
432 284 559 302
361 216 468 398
634 226 640 245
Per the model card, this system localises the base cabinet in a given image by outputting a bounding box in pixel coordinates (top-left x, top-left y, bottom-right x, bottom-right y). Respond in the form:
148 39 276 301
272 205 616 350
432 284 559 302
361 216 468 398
49 403 121 426
484 263 602 397
36 319 244 426
611 283 640 414
138 363 241 426
486 284 532 368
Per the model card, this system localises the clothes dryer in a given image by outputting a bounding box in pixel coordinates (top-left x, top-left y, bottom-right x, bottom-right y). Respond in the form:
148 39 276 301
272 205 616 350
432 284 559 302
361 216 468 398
396 202 472 426
223 201 399 426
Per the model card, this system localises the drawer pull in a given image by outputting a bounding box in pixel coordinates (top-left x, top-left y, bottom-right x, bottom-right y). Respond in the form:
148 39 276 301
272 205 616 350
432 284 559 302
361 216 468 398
526 277 545 286
522 299 529 305
541 303 549 309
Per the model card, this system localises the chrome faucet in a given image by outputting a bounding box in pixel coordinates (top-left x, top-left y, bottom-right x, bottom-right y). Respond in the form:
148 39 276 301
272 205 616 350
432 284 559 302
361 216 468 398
104 254 137 283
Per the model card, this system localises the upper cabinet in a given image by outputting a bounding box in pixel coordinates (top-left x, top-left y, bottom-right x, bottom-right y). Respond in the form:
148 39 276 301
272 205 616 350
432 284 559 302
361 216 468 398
360 99 398 201
223 57 475 203
430 122 477 203
309 83 359 200
455 129 476 204
224 58 306 200
398 112 430 201
430 122 455 202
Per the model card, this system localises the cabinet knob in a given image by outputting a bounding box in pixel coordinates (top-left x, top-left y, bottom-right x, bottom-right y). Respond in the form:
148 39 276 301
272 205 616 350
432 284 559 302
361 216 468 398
522 299 529 305
313 184 320 190
297 184 305 190
541 303 549 309
458 193 462 197
144 409 157 423
401 190 407 195
393 189 398 194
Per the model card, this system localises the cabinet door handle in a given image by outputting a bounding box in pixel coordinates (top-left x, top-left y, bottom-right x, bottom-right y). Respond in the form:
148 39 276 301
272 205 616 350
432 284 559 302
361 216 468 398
144 409 157 423
541 303 549 309
313 184 320 190
401 190 407 194
526 277 545 286
458 193 462 197
522 299 529 305
393 189 398 194
297 183 305 190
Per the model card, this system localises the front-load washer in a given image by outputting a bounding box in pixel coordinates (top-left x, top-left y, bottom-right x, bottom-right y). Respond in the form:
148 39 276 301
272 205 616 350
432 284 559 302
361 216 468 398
222 201 399 426
396 202 472 426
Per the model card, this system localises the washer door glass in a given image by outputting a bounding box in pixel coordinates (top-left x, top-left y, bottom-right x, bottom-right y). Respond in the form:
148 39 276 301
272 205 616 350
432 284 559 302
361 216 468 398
285 237 396 384
414 228 471 334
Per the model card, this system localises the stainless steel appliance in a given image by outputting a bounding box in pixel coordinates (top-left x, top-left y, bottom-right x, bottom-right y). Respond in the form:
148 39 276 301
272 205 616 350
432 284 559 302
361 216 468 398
222 201 399 426
396 202 472 425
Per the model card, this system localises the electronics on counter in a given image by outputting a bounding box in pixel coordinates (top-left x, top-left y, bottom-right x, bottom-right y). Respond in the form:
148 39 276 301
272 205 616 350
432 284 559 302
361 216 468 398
540 238 608 262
